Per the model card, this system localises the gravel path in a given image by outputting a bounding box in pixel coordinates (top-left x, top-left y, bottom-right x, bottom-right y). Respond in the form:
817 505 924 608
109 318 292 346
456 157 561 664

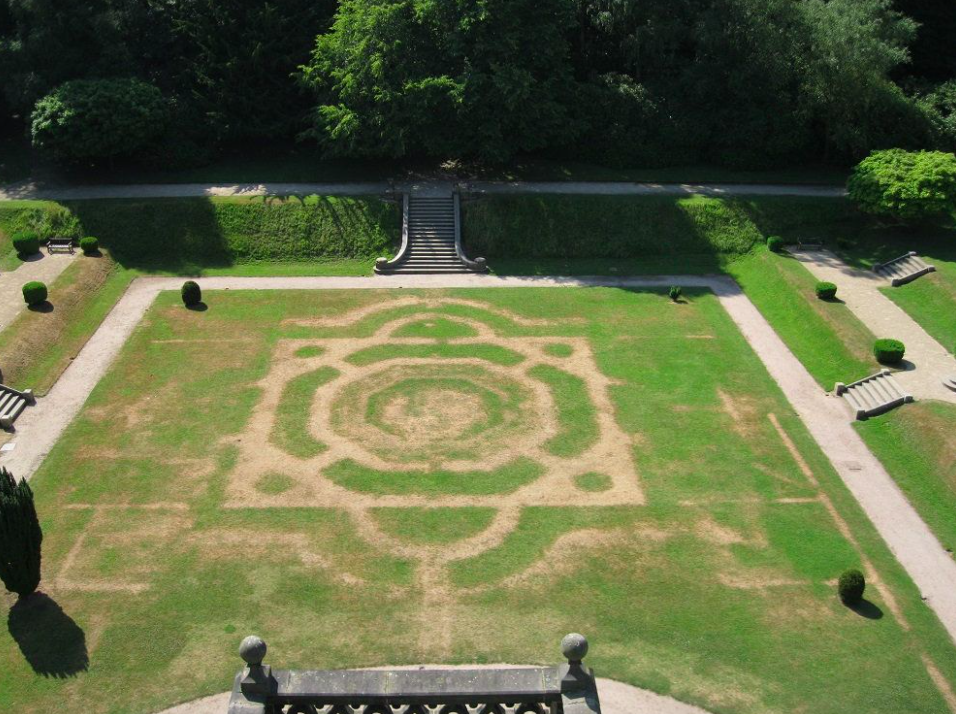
792 248 956 403
0 180 845 201
4 272 955 648
0 252 76 332
150 675 715 714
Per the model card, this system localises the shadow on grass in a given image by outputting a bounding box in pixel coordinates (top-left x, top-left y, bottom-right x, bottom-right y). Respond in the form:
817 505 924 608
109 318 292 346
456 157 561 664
8 593 88 677
848 598 884 620
186 301 208 312
27 301 54 313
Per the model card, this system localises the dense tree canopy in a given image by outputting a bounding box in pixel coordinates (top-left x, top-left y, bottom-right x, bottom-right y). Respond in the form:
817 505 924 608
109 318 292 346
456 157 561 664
0 0 954 168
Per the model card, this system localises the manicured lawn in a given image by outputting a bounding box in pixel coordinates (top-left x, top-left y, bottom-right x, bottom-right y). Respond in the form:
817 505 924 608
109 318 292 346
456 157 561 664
4 288 956 714
833 221 956 353
880 262 956 354
725 249 878 388
856 403 956 553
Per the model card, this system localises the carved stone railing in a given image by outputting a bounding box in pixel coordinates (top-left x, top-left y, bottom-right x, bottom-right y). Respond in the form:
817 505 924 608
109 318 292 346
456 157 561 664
453 191 488 273
375 193 411 274
228 634 601 714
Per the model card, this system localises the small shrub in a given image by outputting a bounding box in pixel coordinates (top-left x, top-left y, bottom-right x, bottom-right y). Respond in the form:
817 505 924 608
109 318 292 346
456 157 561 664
12 231 40 257
79 236 99 255
766 236 785 253
838 569 866 606
874 338 905 365
815 282 838 300
668 286 682 301
21 281 47 306
181 280 202 307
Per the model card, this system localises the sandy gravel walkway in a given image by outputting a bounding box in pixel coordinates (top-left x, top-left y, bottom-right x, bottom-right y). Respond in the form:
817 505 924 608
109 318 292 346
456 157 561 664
792 248 956 402
151 674 715 714
4 272 956 648
0 180 845 201
0 251 76 331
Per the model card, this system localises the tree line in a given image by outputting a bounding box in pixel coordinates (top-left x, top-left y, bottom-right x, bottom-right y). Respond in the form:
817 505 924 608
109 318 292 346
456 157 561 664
1 0 954 169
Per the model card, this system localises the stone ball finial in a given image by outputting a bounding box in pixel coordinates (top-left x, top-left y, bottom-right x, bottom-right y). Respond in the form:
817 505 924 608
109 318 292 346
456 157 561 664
239 636 267 666
561 633 588 663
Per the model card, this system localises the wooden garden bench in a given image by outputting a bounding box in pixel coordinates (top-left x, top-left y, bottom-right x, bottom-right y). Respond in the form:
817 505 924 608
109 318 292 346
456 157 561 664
47 237 74 254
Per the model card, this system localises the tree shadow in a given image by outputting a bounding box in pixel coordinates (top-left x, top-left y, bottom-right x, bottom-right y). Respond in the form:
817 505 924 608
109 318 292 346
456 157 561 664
848 598 883 620
186 301 208 312
8 592 89 677
27 301 54 313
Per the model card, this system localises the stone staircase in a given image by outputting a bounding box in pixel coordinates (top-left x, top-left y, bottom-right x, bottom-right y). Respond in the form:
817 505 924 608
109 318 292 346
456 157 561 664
375 193 487 274
835 370 912 420
874 252 935 287
0 384 34 429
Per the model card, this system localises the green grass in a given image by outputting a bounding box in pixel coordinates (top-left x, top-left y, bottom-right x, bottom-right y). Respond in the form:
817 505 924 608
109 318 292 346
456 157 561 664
573 472 612 492
463 195 860 270
0 196 401 275
528 364 598 457
831 220 956 352
372 508 498 545
725 249 878 388
6 287 956 714
324 457 544 496
855 403 956 553
346 343 524 367
271 367 338 458
880 263 956 353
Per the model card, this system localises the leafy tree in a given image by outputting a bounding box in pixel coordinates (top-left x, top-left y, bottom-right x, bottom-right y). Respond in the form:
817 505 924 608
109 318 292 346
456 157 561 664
893 0 956 83
847 149 956 221
0 468 42 599
303 0 579 162
800 0 921 160
169 0 337 141
30 78 168 163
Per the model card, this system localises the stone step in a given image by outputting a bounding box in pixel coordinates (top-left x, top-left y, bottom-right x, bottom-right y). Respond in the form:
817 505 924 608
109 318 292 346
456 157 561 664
836 371 912 420
875 252 935 287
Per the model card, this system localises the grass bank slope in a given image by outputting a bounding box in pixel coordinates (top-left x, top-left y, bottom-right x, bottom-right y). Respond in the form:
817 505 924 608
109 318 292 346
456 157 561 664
0 195 400 275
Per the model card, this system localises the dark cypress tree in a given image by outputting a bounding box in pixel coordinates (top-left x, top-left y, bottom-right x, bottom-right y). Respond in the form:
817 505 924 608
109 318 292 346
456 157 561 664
0 468 42 599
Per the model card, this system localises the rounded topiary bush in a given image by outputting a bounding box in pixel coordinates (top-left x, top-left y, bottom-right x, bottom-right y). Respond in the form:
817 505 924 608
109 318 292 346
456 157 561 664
838 569 866 606
79 236 99 255
181 280 202 307
12 231 40 257
22 281 47 306
815 281 838 300
767 236 785 253
874 338 905 365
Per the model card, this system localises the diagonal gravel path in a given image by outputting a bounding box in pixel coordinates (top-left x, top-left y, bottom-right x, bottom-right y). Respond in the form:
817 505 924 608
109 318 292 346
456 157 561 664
0 251 76 332
791 248 956 403
0 180 845 201
3 272 955 648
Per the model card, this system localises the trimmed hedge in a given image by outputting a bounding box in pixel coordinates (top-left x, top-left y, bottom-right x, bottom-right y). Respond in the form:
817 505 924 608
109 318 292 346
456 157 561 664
181 281 202 307
815 281 837 300
12 231 40 257
838 569 866 605
874 338 905 365
22 281 47 306
79 236 99 255
766 235 785 253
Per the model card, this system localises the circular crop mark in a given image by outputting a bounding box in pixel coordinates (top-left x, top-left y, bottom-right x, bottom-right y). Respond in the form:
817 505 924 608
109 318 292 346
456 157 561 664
329 363 542 465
